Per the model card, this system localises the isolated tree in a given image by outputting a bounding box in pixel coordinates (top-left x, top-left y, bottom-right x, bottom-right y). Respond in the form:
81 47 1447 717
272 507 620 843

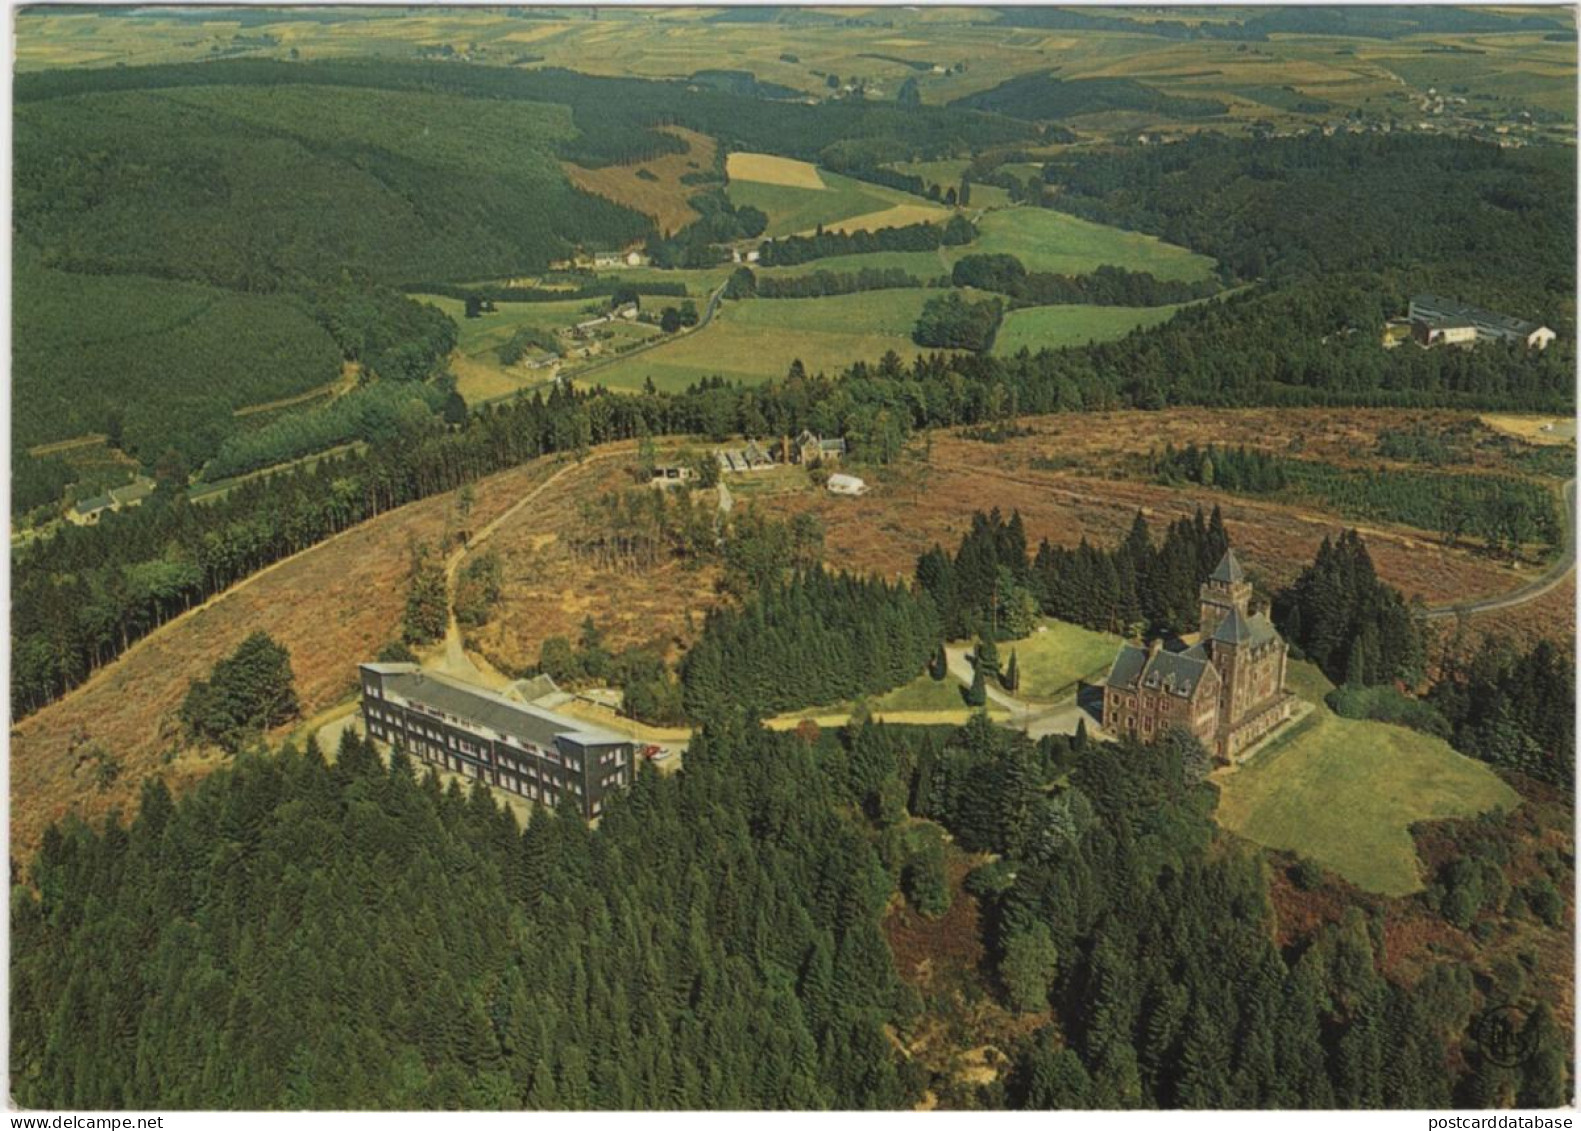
965 665 988 708
402 544 449 645
1002 649 1020 693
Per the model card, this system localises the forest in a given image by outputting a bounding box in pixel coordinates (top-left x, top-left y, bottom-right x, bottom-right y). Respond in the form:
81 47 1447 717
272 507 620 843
10 725 915 1108
755 216 975 268
12 705 1567 1108
680 569 941 719
951 74 1228 122
1147 443 1562 558
738 266 924 300
1272 529 1425 689
1041 133 1575 324
917 506 1232 644
913 292 1004 352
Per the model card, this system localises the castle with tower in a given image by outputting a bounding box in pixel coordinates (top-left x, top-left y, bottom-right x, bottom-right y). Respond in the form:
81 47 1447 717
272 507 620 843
1101 548 1295 762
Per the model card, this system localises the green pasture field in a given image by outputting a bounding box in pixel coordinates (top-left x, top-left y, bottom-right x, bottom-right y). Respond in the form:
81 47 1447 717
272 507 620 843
992 303 1186 354
415 294 602 354
1214 661 1519 897
756 204 1217 284
968 208 1217 280
582 287 947 392
999 619 1127 701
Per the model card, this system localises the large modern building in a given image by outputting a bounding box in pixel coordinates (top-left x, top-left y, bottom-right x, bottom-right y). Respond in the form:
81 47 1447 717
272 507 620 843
359 662 635 818
1408 294 1556 350
1102 549 1295 762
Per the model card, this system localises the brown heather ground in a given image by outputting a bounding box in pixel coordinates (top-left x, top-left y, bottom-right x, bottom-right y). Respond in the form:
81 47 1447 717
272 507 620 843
9 409 1571 866
763 412 1567 630
465 451 723 676
8 455 569 865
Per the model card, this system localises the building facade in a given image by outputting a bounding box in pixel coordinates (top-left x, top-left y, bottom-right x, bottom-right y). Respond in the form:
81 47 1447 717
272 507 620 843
359 663 635 818
1408 294 1556 349
1102 549 1295 762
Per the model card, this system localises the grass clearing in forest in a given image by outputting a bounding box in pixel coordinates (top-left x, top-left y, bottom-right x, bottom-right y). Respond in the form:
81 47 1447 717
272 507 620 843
1001 619 1127 701
992 303 1185 354
1214 661 1519 897
969 208 1218 280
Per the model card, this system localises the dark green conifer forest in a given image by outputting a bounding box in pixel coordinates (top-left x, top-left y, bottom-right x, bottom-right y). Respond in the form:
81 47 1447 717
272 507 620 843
14 716 1569 1109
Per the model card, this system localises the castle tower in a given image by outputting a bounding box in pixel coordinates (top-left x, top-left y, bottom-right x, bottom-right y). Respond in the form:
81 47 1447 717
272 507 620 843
1199 548 1252 638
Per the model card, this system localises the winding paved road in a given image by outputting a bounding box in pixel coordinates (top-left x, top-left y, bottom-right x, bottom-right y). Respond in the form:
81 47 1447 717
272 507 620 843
1424 478 1576 620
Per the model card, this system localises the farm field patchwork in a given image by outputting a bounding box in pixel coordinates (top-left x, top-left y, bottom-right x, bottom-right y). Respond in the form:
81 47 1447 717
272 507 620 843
583 288 949 392
729 165 947 237
1214 661 1520 897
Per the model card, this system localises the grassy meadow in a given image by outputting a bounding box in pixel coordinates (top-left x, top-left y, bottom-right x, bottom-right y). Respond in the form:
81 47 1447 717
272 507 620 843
1003 619 1127 701
585 287 948 392
992 303 1186 354
1214 661 1520 897
969 208 1217 280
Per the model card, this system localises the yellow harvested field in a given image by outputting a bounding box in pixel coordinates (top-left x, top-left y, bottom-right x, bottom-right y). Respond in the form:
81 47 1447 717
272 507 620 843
727 151 826 189
817 202 953 235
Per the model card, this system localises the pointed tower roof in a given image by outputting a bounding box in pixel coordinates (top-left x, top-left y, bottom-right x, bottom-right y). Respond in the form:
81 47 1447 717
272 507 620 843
1209 548 1245 585
1212 605 1252 645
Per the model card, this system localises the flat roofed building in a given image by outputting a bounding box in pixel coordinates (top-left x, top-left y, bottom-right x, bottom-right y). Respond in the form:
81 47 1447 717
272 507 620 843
1408 294 1555 349
359 662 634 819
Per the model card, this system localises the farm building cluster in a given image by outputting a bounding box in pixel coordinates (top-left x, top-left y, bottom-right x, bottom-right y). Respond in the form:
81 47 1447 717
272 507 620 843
67 475 156 526
1385 294 1556 351
714 430 848 472
1102 549 1296 762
